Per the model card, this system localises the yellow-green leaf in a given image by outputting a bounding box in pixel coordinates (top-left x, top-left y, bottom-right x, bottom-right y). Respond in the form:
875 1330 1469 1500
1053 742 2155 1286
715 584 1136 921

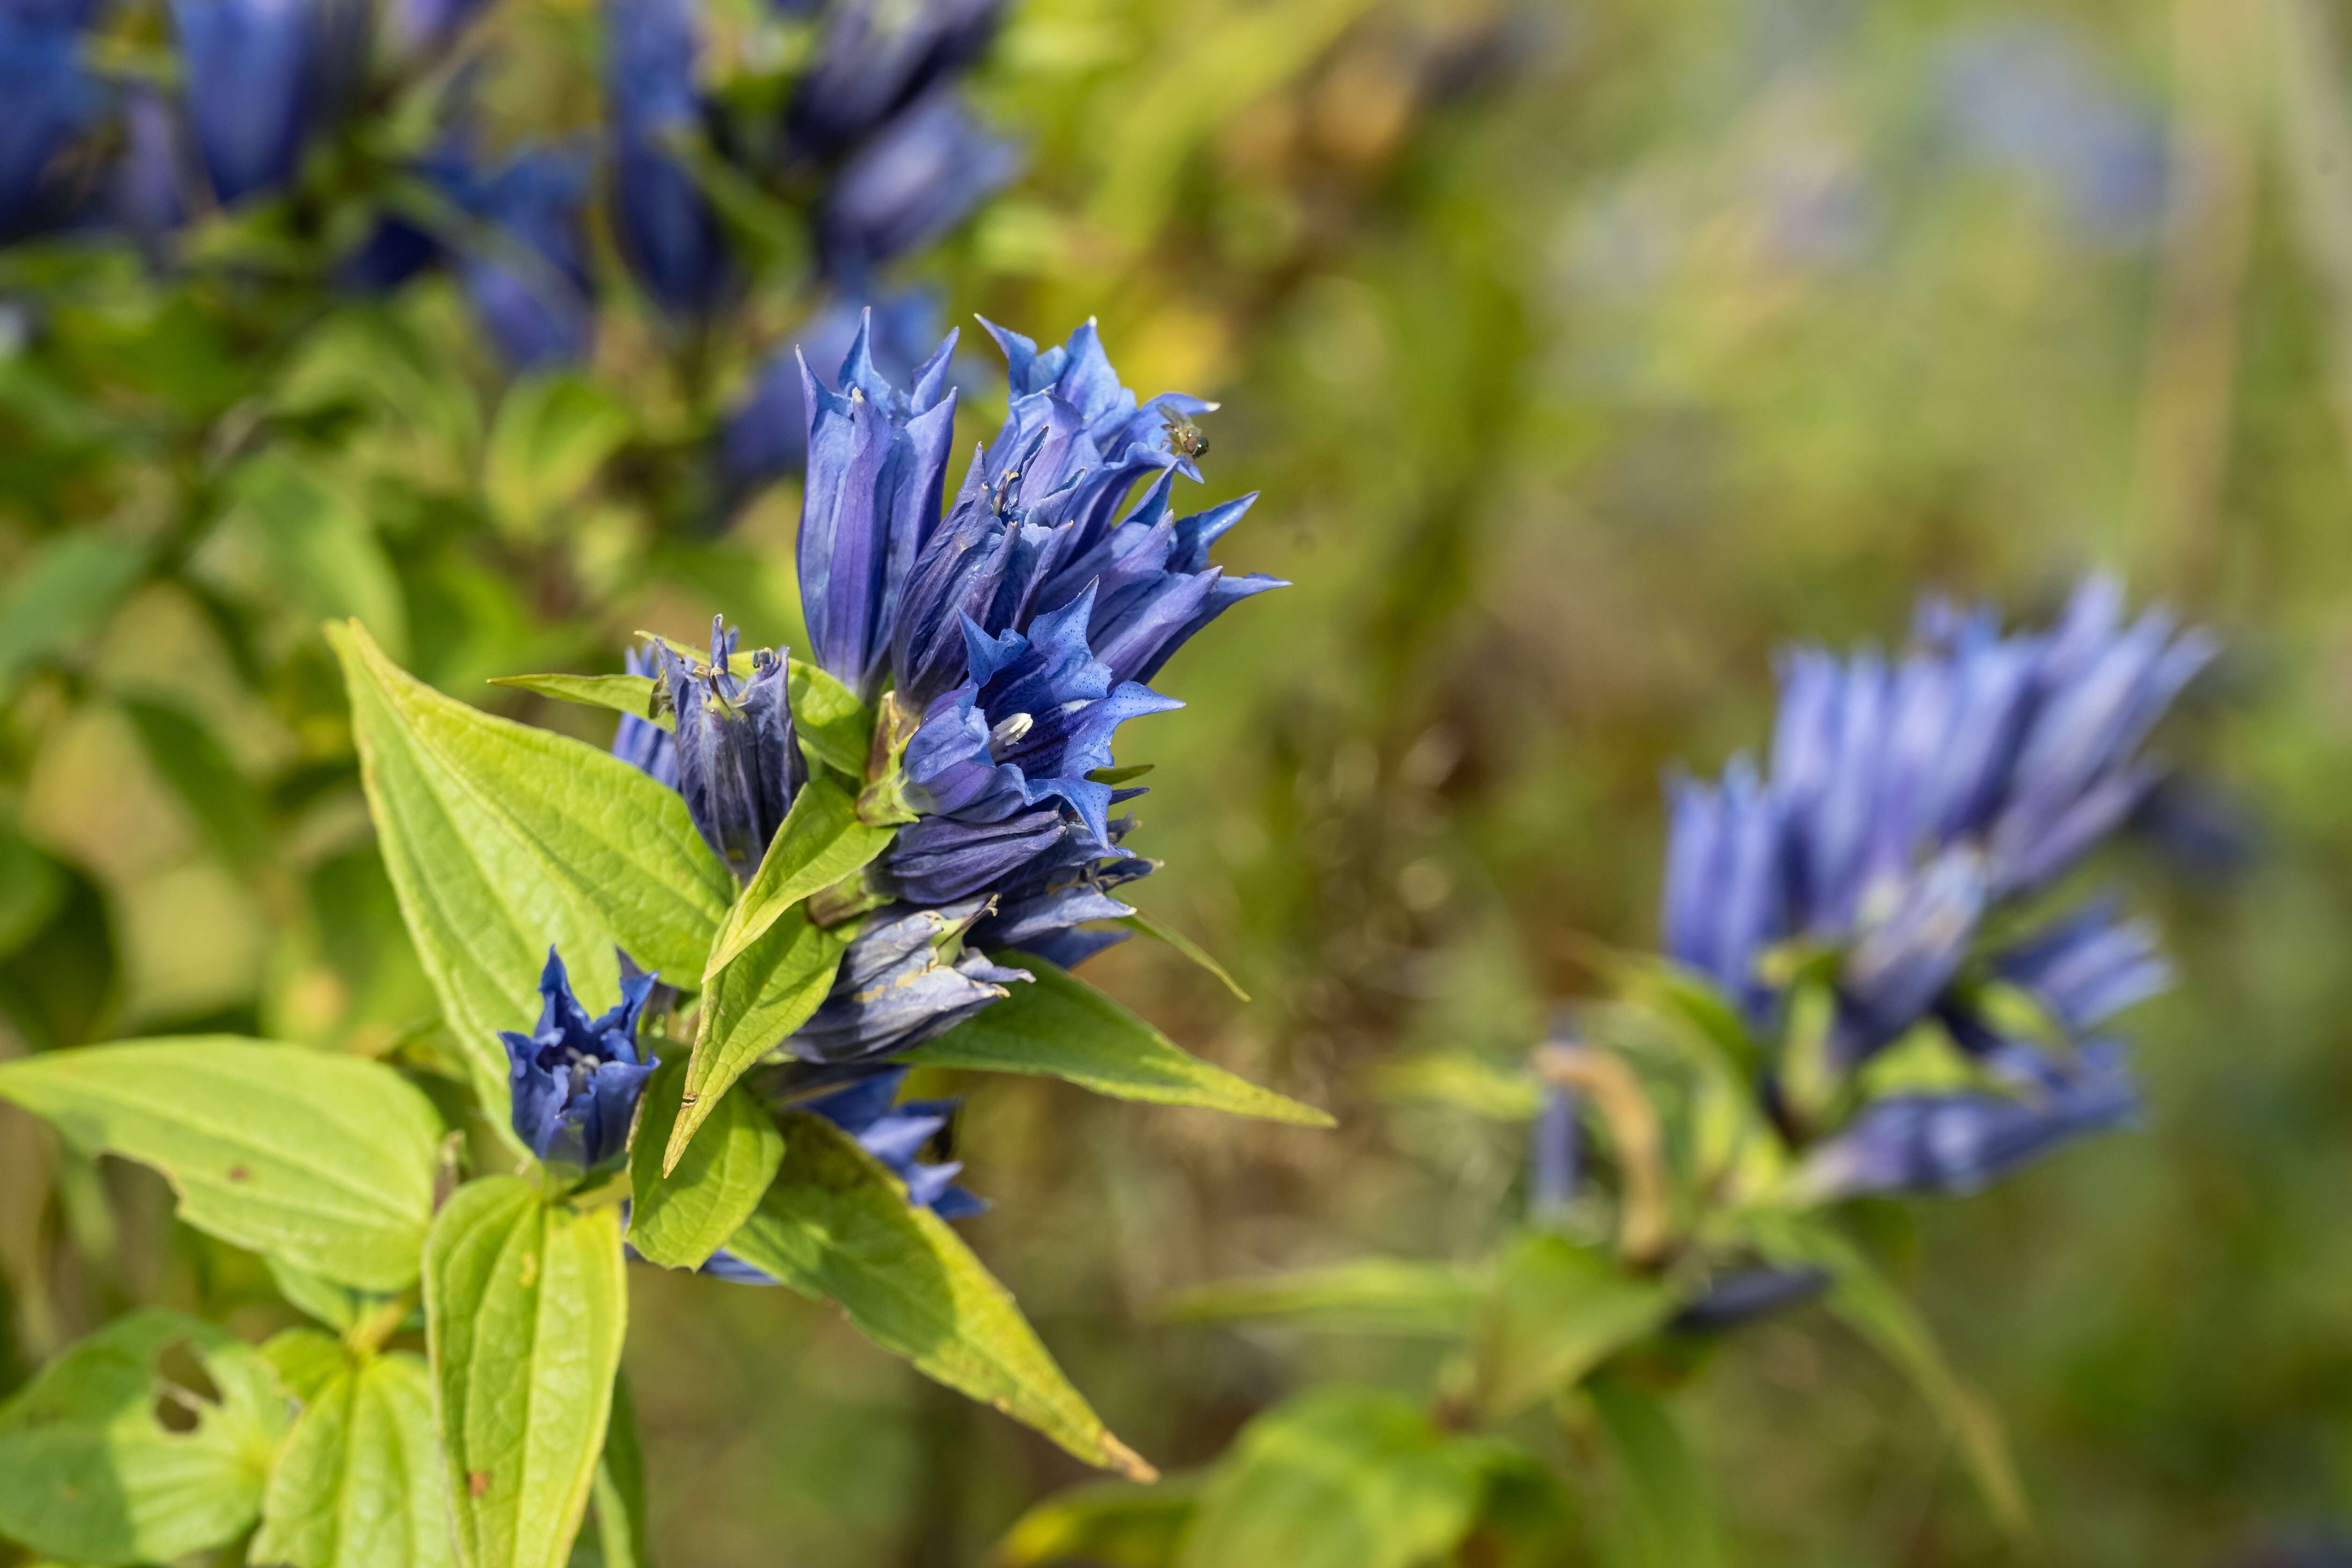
665 909 846 1173
629 1055 783 1269
252 1342 454 1568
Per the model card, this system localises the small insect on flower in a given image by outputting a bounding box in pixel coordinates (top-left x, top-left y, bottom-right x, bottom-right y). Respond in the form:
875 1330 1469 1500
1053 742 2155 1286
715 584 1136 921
1161 405 1212 459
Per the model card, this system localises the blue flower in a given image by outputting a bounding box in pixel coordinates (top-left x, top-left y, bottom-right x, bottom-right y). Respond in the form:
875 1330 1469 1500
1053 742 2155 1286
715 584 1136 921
889 589 1180 905
786 0 1003 161
797 310 961 700
611 644 678 788
604 0 727 316
799 1067 987 1217
816 90 1017 283
1797 1041 2140 1199
787 899 1028 1061
655 617 805 881
171 0 361 205
1669 1265 1828 1334
443 143 598 369
720 291 947 493
110 88 188 247
0 9 106 241
500 947 659 1170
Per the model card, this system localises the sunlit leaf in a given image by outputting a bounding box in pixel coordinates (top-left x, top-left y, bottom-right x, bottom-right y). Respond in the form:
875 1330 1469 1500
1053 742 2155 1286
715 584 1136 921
1165 1258 1482 1337
705 776 895 976
724 1110 1151 1479
252 1341 454 1568
991 1475 1201 1568
0 1309 290 1566
1117 912 1249 1001
629 1055 783 1270
423 1177 626 1568
0 1038 444 1291
666 909 846 1173
904 955 1331 1126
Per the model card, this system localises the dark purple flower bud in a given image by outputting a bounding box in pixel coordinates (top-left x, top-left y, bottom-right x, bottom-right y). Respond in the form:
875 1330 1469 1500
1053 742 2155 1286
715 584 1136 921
817 90 1017 282
890 588 1180 904
604 0 728 316
656 617 805 881
1799 1041 2138 1199
1668 1265 1828 1334
499 947 659 1170
797 312 960 700
0 12 106 241
611 644 678 788
786 0 1002 160
785 898 1029 1062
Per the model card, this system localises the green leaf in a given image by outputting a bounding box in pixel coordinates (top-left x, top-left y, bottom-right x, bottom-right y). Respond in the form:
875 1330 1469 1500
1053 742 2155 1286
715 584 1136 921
0 530 149 695
588 1370 652 1568
424 1177 627 1568
223 451 409 661
483 376 631 540
1584 1374 1722 1568
991 1476 1201 1568
1117 912 1249 1001
268 1256 380 1335
786 659 875 778
1174 1388 1489 1568
0 1037 445 1291
486 674 666 729
1369 1051 1543 1120
0 1308 291 1566
118 693 271 870
665 909 846 1172
1471 1233 1676 1421
1750 1215 2029 1538
628 1055 782 1270
1164 1258 1483 1337
705 776 895 976
724 1110 1151 1479
333 620 735 1108
903 955 1332 1127
252 1343 455 1568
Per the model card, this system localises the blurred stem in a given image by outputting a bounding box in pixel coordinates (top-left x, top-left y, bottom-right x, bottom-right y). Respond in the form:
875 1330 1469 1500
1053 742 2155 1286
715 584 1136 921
1528 1045 1670 1266
345 1286 419 1354
2274 0 2352 483
2136 0 2259 601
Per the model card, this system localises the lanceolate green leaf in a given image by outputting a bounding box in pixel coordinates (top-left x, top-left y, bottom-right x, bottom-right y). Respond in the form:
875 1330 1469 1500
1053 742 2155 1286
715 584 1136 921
1117 912 1250 1002
1584 1374 1722 1568
724 1111 1152 1480
424 1178 626 1568
1165 1258 1484 1338
334 620 733 1103
665 910 846 1173
706 777 895 975
0 1038 444 1291
629 1055 783 1270
589 1371 652 1568
252 1342 453 1568
903 956 1332 1127
1175 1389 1490 1568
485 674 666 728
0 1309 291 1567
992 1476 1201 1568
1472 1233 1676 1421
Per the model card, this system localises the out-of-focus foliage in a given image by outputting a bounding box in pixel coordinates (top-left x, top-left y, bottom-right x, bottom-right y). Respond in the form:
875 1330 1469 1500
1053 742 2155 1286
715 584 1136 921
8 0 2352 1559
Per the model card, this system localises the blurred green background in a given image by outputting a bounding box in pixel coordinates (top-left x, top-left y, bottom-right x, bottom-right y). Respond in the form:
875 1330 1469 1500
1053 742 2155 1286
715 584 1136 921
9 0 2352 1561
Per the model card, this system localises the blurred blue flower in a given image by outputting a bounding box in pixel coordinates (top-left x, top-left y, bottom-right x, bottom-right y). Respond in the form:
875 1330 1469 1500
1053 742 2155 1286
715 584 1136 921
1932 19 2168 243
799 1066 988 1217
1798 1040 2140 1199
0 8 106 241
1669 1264 1828 1334
172 0 364 204
654 616 804 881
786 0 1002 161
604 0 728 315
612 644 678 788
890 588 1180 905
817 90 1017 283
797 310 961 700
720 291 947 492
500 947 659 1171
110 88 188 246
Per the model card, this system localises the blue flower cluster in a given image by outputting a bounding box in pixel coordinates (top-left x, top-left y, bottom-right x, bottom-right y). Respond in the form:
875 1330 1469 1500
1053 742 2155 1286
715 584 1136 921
1 0 1012 384
619 314 1278 1061
1661 578 2210 1198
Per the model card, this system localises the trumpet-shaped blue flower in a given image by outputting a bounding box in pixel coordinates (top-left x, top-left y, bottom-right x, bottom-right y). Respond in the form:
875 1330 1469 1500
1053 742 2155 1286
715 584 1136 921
500 948 658 1170
721 292 946 492
786 0 1002 161
604 0 728 315
655 617 804 881
798 312 960 700
800 1067 988 1217
0 8 105 241
890 588 1180 905
816 91 1016 283
786 897 1029 1062
172 0 364 204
